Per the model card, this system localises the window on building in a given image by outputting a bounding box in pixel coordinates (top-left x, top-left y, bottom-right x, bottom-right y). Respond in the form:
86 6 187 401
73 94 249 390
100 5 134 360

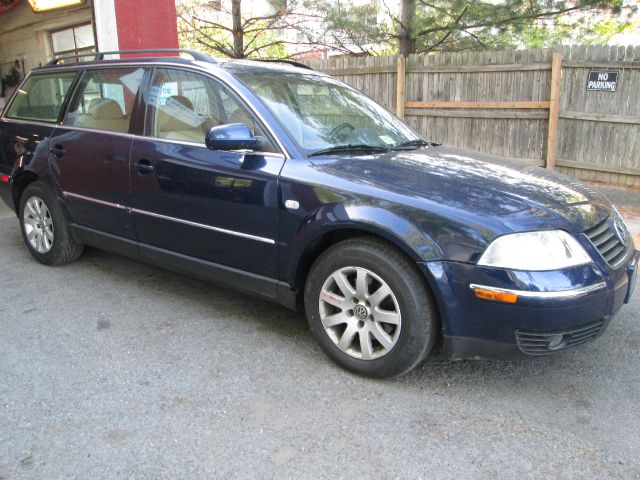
5 72 77 122
51 24 95 60
64 68 145 133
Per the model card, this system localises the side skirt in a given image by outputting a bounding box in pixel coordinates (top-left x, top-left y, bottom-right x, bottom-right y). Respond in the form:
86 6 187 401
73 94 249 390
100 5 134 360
69 224 298 311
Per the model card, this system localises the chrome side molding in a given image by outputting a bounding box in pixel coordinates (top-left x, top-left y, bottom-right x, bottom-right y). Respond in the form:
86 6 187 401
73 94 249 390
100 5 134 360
62 191 275 245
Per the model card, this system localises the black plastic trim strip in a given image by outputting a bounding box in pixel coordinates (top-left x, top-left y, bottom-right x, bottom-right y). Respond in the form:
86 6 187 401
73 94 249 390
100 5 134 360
69 224 297 309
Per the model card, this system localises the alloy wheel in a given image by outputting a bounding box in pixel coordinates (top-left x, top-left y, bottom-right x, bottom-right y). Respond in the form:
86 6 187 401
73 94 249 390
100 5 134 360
23 196 54 254
319 266 402 360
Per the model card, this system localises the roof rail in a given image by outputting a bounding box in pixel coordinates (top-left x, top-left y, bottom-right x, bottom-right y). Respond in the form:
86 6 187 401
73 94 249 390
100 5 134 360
253 59 314 70
47 49 217 65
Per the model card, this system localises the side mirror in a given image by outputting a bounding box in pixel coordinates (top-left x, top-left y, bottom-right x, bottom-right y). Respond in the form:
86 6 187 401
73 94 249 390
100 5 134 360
205 123 257 151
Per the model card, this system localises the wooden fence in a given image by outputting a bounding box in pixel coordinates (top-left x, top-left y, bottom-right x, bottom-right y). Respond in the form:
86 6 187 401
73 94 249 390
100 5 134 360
306 46 640 187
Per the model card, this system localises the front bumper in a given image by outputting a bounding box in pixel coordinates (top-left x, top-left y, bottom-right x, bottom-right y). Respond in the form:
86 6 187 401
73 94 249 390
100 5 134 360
422 250 639 360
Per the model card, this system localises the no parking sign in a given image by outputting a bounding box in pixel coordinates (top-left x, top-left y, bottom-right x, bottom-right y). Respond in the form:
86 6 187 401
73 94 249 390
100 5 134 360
586 71 619 92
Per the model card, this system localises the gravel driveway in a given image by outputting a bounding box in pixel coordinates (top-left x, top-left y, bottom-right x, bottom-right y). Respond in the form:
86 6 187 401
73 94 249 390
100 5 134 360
1 196 639 479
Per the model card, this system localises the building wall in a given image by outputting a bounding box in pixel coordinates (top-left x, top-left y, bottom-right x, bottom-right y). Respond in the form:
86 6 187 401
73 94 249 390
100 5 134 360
0 1 93 72
1 0 179 107
113 0 179 51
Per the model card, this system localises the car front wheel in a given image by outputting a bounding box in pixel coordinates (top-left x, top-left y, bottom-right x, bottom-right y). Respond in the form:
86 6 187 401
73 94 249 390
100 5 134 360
304 237 437 378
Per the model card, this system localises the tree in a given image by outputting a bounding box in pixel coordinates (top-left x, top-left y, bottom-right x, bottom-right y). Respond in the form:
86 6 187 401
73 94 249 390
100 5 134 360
414 0 627 54
304 1 389 56
398 0 416 57
177 0 290 58
316 0 628 56
177 0 313 59
177 0 635 59
572 12 640 45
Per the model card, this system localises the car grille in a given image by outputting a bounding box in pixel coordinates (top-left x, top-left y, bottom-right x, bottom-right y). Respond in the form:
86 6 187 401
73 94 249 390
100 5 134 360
515 320 605 356
583 216 629 267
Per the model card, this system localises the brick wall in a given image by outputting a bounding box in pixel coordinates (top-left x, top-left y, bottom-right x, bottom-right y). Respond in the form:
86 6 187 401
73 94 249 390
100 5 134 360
113 0 179 51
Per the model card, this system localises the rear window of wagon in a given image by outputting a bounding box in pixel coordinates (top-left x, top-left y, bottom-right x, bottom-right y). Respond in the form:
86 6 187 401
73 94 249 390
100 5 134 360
5 72 77 123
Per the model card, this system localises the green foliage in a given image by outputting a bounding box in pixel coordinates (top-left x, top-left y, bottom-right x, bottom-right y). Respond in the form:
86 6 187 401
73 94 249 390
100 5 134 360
519 24 574 49
178 0 636 58
319 0 630 54
311 0 387 51
411 0 625 53
576 17 640 45
517 7 639 48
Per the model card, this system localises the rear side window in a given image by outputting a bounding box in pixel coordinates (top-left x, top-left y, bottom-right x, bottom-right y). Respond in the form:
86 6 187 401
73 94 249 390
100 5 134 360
5 72 77 122
64 68 145 134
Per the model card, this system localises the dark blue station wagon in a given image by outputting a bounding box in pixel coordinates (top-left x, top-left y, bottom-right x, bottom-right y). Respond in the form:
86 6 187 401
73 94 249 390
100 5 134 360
1 49 637 377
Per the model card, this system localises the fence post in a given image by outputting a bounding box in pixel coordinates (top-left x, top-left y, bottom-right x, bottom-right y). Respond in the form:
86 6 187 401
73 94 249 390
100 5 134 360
396 56 406 119
546 52 563 170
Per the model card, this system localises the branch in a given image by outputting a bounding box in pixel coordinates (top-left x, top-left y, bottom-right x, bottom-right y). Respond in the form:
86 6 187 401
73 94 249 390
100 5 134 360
423 5 469 52
195 38 234 58
242 12 287 29
460 29 489 50
244 40 287 58
186 14 234 33
415 5 585 38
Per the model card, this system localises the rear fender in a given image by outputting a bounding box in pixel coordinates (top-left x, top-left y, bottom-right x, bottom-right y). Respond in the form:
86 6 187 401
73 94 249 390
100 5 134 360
10 136 54 210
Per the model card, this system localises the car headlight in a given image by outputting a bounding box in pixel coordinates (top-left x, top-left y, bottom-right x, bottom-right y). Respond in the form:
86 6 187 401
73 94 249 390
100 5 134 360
477 230 592 271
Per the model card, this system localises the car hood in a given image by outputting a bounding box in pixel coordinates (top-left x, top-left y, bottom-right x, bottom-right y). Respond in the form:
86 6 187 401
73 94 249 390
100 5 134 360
313 145 611 233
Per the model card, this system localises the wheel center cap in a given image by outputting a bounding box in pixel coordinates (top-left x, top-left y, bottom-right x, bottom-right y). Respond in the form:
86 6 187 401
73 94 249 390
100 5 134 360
354 304 369 320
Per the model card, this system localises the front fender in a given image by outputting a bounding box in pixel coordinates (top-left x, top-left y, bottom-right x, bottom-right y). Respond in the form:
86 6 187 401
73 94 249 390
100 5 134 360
277 159 504 290
280 200 444 288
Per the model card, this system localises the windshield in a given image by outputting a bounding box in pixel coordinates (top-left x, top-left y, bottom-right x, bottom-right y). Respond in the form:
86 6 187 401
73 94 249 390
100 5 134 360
236 72 424 156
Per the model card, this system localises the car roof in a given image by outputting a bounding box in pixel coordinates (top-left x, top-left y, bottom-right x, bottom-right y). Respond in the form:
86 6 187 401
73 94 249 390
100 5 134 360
216 58 321 75
30 54 323 77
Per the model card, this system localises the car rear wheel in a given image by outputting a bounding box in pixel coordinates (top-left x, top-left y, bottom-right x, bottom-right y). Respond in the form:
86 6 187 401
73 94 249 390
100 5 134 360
304 237 436 378
19 182 83 266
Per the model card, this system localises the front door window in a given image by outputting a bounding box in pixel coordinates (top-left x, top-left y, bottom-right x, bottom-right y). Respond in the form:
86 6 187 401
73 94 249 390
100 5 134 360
146 68 275 151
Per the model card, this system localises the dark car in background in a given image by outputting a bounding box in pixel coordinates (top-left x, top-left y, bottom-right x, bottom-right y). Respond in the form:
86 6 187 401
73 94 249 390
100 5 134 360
0 49 637 377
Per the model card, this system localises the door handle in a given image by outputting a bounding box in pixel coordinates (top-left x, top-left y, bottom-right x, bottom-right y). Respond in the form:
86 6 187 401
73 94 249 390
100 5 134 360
134 159 154 175
50 144 65 158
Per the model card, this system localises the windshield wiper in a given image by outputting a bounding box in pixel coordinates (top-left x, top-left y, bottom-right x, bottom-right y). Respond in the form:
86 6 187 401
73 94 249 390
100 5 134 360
308 144 389 157
392 139 432 149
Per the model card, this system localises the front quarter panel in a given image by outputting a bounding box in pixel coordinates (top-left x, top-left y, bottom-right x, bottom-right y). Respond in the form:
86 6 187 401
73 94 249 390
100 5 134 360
277 157 504 288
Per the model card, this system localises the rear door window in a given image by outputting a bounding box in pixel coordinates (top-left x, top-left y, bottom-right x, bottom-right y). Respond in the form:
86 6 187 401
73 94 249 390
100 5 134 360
4 72 77 122
64 68 145 133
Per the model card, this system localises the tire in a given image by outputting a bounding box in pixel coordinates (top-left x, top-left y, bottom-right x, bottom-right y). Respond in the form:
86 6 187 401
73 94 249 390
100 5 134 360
304 236 437 378
19 181 84 266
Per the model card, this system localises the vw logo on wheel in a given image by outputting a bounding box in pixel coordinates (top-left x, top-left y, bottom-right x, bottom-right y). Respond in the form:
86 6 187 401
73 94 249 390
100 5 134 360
614 220 628 247
353 304 368 320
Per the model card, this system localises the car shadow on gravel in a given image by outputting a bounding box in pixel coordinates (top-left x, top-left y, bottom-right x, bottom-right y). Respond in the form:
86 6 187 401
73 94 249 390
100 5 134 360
1 217 627 392
76 245 610 390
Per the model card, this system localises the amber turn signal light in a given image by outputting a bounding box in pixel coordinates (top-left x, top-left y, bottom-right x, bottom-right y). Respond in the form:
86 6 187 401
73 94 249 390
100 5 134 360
473 287 518 304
